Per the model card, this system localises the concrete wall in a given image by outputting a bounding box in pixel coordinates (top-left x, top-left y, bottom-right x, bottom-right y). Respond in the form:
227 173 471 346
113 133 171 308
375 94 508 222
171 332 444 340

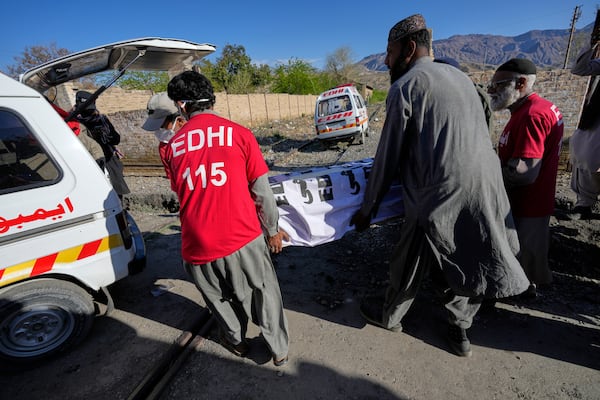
55 82 316 127
54 82 316 164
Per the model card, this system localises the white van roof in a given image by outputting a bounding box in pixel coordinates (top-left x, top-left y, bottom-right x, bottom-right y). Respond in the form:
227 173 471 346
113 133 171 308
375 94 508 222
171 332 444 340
318 84 359 100
20 38 217 93
0 72 42 97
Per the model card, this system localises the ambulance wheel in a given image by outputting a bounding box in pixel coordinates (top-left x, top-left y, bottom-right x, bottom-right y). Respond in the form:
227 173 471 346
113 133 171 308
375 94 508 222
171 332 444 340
0 279 95 371
354 130 365 145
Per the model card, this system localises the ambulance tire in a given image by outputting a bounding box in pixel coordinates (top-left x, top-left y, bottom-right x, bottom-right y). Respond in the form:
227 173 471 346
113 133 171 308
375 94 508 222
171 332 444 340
353 130 365 145
0 279 95 371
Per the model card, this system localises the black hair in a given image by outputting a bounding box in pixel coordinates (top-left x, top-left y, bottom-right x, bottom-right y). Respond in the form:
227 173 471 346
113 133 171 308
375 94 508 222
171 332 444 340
166 113 179 124
167 71 215 112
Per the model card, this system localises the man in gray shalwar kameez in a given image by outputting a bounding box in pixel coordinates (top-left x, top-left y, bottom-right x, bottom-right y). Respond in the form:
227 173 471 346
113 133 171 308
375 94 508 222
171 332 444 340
350 14 530 357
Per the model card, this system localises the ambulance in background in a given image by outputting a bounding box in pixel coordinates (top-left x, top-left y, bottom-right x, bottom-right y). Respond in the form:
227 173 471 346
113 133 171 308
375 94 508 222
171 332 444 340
314 84 369 145
0 38 215 370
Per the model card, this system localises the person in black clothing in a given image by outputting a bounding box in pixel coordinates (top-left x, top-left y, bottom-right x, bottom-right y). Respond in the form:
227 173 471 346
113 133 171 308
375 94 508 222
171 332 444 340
74 91 130 198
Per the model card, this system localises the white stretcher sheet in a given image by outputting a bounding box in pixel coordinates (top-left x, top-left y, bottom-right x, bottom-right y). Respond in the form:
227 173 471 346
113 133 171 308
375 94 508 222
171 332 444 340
269 158 404 247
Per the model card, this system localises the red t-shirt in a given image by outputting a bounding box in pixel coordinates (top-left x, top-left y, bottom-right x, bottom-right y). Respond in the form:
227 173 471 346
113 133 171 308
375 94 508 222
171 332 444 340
51 103 81 136
497 93 564 217
165 111 269 264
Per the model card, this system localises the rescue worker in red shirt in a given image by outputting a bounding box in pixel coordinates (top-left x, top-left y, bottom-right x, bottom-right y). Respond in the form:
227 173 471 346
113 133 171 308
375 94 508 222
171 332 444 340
488 58 564 297
165 71 290 366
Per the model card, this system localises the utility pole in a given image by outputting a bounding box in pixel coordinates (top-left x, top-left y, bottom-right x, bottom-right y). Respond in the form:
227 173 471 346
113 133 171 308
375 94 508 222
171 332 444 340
564 5 582 69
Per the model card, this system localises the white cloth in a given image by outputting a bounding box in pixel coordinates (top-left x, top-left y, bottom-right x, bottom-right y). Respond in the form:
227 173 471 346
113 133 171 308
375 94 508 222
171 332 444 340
269 158 403 247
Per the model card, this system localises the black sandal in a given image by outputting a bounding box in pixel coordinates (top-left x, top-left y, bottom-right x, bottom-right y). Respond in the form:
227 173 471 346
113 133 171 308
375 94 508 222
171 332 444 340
219 334 249 357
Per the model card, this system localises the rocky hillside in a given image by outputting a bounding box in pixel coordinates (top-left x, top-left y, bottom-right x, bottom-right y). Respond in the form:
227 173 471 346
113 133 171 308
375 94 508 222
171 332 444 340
359 23 593 71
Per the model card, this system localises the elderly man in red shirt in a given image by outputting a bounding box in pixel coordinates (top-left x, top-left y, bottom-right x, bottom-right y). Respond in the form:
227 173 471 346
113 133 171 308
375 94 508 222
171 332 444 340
488 58 564 297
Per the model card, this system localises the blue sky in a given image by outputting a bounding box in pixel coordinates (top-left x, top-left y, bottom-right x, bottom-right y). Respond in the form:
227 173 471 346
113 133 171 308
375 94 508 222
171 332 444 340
0 0 597 73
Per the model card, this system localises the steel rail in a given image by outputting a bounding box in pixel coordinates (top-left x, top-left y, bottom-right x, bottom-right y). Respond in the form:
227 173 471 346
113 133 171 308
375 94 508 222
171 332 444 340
126 310 215 400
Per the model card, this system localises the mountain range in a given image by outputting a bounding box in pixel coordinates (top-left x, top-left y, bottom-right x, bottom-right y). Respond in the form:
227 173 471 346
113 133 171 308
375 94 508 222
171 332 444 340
358 23 594 71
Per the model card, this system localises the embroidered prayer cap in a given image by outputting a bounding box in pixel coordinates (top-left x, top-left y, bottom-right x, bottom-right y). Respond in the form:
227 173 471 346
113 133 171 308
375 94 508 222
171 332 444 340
497 58 537 75
142 92 178 131
388 14 427 42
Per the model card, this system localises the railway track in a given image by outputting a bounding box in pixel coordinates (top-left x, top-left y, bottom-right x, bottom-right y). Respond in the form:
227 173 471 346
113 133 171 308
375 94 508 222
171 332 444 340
123 164 167 177
126 310 215 400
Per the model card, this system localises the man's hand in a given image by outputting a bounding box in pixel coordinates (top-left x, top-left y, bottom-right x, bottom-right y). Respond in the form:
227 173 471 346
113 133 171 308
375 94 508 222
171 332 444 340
268 229 290 254
350 210 371 232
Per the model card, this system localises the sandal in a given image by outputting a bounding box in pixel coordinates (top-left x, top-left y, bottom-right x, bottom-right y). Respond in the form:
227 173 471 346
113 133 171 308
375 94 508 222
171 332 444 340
219 334 249 357
273 355 289 367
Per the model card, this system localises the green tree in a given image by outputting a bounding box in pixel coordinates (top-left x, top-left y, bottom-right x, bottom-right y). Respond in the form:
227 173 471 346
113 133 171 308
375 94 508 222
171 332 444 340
194 59 218 88
117 71 170 92
212 44 253 93
201 44 272 93
226 69 254 94
252 63 273 90
7 43 70 79
271 58 320 94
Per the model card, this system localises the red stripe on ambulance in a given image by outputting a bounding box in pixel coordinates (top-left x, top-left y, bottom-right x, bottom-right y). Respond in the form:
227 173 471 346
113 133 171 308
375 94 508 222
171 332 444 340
31 253 59 275
78 239 103 260
0 234 122 287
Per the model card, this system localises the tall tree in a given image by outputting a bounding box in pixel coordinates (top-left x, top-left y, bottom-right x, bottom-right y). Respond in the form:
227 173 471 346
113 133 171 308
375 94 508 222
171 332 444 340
252 63 273 90
324 46 357 84
271 58 320 94
213 44 253 93
118 71 170 92
7 43 70 79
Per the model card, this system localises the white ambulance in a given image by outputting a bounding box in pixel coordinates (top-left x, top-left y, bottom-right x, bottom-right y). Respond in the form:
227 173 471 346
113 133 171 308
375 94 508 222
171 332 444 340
314 84 369 145
0 38 215 370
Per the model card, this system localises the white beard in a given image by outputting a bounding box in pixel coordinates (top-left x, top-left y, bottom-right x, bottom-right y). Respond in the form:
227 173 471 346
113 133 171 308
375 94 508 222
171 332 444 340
490 85 521 111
